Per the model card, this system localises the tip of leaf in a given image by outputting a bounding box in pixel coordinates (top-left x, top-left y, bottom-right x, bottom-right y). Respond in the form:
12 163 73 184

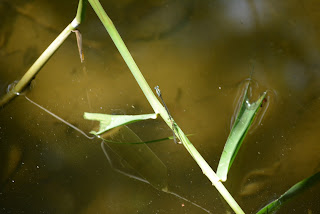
89 131 97 135
83 112 90 119
218 174 227 182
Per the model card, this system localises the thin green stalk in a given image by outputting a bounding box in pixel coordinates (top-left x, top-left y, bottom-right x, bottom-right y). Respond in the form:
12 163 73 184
75 0 87 24
88 0 245 213
88 0 164 115
0 0 87 108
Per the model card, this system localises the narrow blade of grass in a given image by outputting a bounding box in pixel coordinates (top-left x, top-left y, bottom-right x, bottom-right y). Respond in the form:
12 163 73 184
217 83 267 182
257 171 320 214
100 134 193 144
83 112 157 135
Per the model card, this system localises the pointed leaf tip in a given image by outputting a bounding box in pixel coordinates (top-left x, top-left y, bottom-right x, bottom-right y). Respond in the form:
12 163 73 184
84 112 157 135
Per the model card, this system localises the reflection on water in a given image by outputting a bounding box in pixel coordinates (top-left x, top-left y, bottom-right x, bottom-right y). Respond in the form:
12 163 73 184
0 0 320 213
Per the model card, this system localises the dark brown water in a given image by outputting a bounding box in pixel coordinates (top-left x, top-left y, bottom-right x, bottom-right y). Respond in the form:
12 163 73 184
0 0 319 213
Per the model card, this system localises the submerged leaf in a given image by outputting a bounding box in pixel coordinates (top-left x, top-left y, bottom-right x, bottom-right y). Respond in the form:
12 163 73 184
83 112 157 135
100 125 168 191
239 162 280 197
216 83 267 182
100 134 194 144
257 171 320 214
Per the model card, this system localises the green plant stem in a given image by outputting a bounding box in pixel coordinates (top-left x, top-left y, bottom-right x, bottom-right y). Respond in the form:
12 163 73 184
0 25 72 107
0 0 87 108
88 0 164 115
88 0 245 213
75 0 87 24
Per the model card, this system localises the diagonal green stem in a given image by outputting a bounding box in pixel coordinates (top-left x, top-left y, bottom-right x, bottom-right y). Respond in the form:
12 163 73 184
88 0 245 213
88 0 165 116
0 0 87 108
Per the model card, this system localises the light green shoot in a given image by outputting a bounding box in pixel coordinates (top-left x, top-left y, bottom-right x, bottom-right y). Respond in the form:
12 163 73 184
216 82 267 182
83 112 157 135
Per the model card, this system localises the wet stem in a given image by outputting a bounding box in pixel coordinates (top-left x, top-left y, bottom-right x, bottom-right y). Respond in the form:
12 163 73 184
88 0 245 213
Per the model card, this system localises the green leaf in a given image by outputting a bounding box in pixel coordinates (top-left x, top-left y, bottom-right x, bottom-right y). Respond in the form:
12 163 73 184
83 112 157 135
100 125 168 191
216 83 267 182
257 171 320 214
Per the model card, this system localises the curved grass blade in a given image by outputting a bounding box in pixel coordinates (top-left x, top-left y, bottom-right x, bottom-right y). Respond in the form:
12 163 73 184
257 171 320 214
100 125 168 191
83 112 157 135
217 83 267 182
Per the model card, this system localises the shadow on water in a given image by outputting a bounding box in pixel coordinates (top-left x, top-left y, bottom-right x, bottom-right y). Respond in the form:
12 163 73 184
0 0 320 213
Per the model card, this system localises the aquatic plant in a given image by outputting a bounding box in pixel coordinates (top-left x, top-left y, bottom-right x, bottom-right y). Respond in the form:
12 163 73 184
1 0 319 213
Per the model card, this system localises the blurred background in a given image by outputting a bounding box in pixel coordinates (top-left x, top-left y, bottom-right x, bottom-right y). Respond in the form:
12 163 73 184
0 0 319 213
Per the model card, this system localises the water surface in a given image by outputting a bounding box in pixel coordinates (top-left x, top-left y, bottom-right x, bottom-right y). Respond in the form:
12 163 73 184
0 0 319 213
